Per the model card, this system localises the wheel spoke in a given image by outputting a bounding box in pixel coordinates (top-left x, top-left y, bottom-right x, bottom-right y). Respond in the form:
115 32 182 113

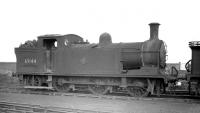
34 77 41 86
127 86 148 97
53 78 70 92
88 85 109 95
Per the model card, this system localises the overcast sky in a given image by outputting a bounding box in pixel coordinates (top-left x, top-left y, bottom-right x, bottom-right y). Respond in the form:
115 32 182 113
0 0 199 65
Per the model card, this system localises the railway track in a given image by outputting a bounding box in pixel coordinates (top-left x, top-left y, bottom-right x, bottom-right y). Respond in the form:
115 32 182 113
0 101 112 113
0 86 200 104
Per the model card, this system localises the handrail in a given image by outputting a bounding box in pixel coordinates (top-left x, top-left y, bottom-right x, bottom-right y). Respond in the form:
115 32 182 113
171 66 178 77
185 60 191 72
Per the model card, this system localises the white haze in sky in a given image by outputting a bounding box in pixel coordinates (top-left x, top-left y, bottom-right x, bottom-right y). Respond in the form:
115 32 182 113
0 0 200 65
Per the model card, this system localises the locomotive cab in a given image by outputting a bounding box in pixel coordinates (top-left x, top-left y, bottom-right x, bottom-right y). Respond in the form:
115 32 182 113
37 35 61 73
39 36 58 73
36 34 86 73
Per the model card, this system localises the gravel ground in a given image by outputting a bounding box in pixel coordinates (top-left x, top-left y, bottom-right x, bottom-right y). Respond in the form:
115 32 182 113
0 74 20 89
0 92 200 113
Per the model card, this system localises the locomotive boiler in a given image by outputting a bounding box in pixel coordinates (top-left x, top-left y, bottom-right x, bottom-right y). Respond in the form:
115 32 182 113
15 23 168 97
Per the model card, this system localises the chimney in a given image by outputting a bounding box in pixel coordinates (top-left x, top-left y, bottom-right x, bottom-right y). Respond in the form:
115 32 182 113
149 23 160 40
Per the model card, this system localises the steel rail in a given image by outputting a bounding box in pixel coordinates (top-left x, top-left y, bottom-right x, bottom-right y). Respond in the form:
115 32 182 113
0 101 112 113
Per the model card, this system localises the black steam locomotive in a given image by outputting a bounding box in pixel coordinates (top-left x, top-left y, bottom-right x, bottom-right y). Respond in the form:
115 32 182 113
15 23 174 97
186 41 200 95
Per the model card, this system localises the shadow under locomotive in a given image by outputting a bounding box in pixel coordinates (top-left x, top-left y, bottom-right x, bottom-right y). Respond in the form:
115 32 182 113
14 23 178 97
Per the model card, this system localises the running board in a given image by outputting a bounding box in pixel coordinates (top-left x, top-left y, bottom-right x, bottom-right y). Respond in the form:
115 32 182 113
24 86 54 90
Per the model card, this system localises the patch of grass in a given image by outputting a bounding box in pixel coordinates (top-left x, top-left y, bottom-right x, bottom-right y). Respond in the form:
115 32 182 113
0 73 21 89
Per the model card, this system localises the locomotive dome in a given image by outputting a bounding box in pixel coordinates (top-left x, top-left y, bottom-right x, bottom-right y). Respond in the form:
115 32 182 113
99 32 112 45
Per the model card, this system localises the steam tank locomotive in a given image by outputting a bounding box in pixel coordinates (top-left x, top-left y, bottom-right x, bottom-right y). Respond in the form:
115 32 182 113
15 23 168 97
186 41 200 95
